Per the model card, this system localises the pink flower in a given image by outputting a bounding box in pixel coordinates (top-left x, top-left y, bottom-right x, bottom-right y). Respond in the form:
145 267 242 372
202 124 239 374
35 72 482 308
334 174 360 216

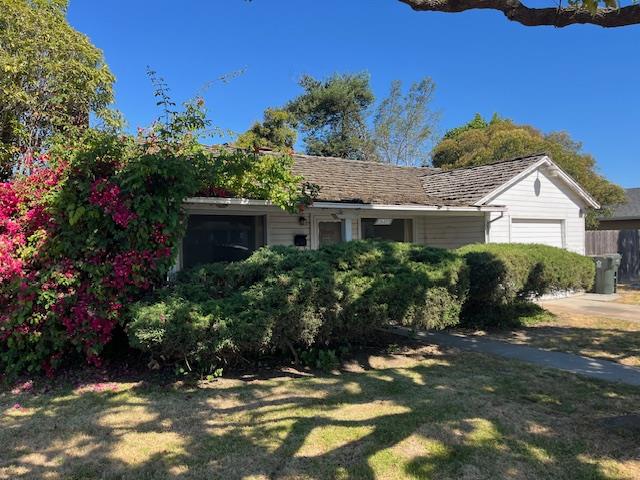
89 179 137 228
11 380 33 395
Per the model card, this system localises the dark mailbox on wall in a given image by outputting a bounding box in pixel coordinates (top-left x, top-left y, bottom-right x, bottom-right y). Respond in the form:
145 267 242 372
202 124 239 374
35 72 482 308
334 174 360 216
294 234 307 247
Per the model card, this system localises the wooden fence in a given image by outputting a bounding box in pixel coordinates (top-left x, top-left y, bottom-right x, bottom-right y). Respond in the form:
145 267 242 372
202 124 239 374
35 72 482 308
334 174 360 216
585 229 640 283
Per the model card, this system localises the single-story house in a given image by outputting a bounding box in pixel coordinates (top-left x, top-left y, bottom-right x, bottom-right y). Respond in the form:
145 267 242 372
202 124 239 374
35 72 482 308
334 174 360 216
597 187 640 230
176 153 599 271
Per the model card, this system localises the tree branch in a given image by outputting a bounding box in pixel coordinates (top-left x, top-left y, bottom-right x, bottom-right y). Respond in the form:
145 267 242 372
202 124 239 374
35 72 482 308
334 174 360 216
399 0 640 27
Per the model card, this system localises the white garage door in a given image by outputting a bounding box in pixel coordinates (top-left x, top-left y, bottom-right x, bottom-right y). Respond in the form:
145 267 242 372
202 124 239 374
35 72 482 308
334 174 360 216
511 219 564 248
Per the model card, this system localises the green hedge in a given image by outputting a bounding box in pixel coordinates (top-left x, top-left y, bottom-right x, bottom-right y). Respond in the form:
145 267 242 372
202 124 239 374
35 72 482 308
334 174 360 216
128 241 468 371
128 241 595 369
457 243 595 325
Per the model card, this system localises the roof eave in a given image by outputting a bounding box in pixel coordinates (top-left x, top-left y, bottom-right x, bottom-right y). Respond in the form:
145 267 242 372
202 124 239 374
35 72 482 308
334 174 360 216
185 197 274 207
184 197 507 212
311 201 506 212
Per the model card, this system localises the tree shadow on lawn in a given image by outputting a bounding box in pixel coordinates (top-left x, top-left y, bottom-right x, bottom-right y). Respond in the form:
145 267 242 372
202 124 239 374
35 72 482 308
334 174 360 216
467 301 640 367
2 348 639 480
490 325 640 367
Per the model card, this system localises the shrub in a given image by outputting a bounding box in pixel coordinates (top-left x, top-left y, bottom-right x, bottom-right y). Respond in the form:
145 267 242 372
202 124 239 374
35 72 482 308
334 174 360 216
128 241 469 371
318 241 468 337
458 243 595 325
0 100 308 378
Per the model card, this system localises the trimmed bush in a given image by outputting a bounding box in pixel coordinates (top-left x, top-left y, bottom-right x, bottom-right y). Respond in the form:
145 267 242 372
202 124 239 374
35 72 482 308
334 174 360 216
128 241 468 371
129 240 595 369
319 241 467 337
458 243 595 325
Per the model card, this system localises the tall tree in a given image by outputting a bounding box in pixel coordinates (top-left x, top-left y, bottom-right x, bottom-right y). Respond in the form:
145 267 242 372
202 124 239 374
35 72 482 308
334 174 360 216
286 73 374 160
432 114 626 226
371 78 438 166
441 112 487 141
0 0 114 179
398 0 640 28
235 108 297 152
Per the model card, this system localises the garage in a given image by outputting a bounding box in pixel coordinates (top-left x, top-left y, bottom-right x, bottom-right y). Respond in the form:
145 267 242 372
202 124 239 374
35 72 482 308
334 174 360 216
511 219 564 248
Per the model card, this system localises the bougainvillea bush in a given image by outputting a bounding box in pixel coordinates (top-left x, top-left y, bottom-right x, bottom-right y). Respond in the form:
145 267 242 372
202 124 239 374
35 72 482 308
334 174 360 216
0 102 305 377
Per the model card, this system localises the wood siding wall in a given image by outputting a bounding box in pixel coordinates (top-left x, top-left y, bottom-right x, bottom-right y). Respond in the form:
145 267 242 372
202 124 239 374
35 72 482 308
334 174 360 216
486 168 586 254
421 215 485 249
184 203 486 252
585 229 640 283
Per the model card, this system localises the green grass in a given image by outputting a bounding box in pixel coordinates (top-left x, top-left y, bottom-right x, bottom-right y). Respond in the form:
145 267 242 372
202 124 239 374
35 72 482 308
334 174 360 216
2 346 639 479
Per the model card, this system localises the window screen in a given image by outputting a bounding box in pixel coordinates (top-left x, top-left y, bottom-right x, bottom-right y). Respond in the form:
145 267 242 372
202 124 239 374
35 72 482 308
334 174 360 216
361 218 412 242
318 221 343 247
182 215 265 268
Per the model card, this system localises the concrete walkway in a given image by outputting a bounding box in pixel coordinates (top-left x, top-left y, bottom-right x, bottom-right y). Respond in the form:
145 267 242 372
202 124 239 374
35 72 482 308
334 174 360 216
539 294 640 322
387 326 640 387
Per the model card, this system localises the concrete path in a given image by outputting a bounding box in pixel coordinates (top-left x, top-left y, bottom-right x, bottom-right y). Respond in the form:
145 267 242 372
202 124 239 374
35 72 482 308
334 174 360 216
539 294 640 322
387 325 640 387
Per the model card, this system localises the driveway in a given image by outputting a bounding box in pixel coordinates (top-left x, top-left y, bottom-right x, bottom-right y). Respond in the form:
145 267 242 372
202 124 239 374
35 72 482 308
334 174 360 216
539 293 640 322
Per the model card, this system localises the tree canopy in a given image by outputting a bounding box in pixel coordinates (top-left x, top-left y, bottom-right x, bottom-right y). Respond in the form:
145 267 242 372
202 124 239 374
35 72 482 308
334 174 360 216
246 73 438 165
432 114 625 226
0 0 114 180
399 0 640 28
285 73 374 160
235 108 297 152
371 78 438 166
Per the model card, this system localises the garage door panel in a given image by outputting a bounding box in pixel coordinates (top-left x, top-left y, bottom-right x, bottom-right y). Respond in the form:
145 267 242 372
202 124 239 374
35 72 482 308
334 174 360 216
511 219 564 248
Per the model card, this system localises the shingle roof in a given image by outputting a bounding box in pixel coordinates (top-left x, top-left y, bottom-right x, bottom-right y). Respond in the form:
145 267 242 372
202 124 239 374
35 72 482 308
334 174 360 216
604 188 640 219
292 153 548 207
291 154 452 205
418 155 546 205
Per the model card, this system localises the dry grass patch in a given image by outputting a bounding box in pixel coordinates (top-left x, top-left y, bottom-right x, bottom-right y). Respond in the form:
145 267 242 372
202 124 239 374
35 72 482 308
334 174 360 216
473 308 640 367
1 347 639 480
616 288 640 306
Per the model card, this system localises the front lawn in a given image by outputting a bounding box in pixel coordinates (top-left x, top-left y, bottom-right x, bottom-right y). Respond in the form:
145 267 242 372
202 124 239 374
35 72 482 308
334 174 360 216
470 306 640 367
2 344 639 479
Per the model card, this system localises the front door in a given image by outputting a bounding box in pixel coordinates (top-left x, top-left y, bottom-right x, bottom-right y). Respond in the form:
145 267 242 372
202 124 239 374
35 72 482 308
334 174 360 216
311 214 345 249
318 221 342 247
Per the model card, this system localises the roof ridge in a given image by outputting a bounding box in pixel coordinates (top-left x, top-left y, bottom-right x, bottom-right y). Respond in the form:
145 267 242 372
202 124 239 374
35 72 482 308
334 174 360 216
293 153 433 172
420 153 547 177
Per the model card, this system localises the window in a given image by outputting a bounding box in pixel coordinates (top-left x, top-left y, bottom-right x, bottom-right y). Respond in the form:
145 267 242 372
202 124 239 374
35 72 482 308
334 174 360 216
361 218 412 242
182 215 265 268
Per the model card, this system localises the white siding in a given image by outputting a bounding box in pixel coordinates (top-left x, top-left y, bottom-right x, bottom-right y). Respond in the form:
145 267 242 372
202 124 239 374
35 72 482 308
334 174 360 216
486 212 509 243
422 214 485 249
184 204 489 251
486 168 586 254
268 210 310 246
414 216 428 245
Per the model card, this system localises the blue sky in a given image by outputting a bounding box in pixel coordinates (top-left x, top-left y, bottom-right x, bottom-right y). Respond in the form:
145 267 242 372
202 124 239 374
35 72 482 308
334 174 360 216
68 0 639 187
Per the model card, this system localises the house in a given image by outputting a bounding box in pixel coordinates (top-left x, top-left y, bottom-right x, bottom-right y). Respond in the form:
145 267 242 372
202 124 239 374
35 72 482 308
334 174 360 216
597 188 640 230
177 154 599 270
